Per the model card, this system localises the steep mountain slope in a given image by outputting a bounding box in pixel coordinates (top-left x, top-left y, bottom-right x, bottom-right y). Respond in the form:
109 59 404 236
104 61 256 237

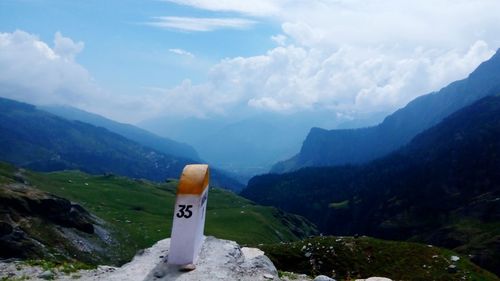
272 49 500 173
242 95 500 274
40 105 200 161
0 97 242 190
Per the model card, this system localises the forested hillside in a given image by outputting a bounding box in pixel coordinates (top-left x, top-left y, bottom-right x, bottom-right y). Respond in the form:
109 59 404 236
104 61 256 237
243 95 500 274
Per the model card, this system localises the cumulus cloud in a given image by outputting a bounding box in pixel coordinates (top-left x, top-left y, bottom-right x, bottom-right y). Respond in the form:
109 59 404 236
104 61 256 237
270 34 287 46
3 1 500 123
0 30 97 105
0 30 145 122
149 0 500 119
146 16 256 32
53 31 84 60
144 41 495 118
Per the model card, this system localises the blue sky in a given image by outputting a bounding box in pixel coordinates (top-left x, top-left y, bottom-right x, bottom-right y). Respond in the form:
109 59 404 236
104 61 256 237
1 0 499 123
0 0 279 92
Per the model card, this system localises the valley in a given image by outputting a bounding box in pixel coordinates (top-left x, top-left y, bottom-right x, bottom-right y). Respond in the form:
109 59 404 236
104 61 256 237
1 10 499 279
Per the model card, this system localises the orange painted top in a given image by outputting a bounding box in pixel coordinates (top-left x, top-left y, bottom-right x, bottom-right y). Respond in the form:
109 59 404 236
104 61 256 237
177 164 210 195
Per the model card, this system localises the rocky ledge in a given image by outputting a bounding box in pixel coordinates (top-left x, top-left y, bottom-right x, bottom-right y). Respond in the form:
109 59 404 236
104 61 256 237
0 236 393 281
0 181 112 264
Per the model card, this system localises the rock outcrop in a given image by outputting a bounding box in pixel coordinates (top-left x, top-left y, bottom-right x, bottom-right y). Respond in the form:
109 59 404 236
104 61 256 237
0 236 281 280
0 235 403 281
0 179 112 264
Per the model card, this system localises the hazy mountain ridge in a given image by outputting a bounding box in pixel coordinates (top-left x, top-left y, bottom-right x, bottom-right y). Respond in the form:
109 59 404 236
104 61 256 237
140 115 316 178
242 95 500 275
272 49 500 173
140 112 386 179
0 97 243 190
40 105 200 161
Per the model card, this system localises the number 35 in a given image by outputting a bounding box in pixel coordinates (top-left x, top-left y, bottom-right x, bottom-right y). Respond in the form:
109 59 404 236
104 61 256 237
176 204 193 218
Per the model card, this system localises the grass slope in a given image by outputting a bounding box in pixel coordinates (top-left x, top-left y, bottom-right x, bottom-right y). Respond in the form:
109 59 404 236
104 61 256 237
262 236 499 281
13 166 317 264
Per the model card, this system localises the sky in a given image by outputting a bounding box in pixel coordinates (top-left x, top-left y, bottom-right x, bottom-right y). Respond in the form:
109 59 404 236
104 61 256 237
1 0 499 123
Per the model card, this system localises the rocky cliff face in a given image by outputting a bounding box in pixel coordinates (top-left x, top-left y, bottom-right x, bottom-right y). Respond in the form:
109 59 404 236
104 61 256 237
0 170 113 264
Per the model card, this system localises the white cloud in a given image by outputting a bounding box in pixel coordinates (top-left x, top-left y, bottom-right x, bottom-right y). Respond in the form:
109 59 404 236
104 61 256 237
145 41 494 119
270 34 287 46
0 30 147 123
163 0 283 16
164 0 500 48
146 16 256 32
3 1 500 124
278 0 500 50
169 48 195 58
53 31 84 60
0 30 96 105
151 0 500 119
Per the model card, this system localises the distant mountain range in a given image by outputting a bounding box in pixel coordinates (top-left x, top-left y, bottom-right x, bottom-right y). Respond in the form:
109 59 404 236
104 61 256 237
0 97 243 191
272 49 500 173
242 94 500 275
40 105 200 161
140 111 386 180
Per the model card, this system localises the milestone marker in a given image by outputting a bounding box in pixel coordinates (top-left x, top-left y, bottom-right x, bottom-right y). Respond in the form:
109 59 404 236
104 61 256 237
168 164 209 266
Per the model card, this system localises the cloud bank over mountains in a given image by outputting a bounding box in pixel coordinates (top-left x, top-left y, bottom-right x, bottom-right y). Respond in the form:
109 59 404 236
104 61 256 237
0 30 96 106
0 31 145 122
1 0 499 123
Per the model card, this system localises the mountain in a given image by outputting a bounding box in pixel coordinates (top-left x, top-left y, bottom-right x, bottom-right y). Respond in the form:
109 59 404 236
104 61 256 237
189 117 311 178
272 49 500 173
40 105 200 161
140 111 385 180
0 97 242 191
139 114 319 179
242 95 500 275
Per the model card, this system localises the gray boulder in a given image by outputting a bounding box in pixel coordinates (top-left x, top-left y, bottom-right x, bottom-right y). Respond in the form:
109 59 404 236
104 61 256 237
314 275 336 281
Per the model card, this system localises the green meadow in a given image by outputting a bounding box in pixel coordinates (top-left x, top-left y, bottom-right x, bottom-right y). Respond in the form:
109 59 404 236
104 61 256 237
22 168 317 262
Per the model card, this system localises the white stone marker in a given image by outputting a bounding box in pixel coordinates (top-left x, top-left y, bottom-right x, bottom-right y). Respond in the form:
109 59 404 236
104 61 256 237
168 164 209 266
